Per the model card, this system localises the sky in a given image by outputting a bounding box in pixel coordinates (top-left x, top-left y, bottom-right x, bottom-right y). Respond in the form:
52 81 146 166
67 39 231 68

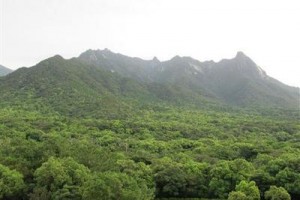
1 0 300 87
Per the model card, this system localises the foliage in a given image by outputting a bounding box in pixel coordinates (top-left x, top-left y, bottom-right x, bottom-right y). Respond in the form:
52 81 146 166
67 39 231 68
30 157 90 200
0 163 25 199
228 181 260 200
82 172 151 200
264 186 291 200
0 107 298 199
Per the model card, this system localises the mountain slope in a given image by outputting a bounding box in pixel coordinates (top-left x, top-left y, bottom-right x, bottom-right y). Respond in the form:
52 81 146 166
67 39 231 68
0 56 153 117
79 49 221 106
78 49 161 82
0 50 298 117
0 65 13 76
1 55 217 118
78 49 299 109
202 52 299 107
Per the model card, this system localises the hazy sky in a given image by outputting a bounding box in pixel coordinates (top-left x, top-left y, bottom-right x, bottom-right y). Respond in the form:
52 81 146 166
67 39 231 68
1 0 300 87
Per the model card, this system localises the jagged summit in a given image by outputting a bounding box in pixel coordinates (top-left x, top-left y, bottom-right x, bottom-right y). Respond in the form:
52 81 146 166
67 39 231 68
235 51 247 58
152 56 160 62
233 51 254 64
103 48 111 52
75 49 298 108
171 55 182 60
52 54 64 60
34 55 65 68
207 51 268 79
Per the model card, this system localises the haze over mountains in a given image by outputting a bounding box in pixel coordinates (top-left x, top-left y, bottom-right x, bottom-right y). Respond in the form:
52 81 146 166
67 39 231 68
0 65 13 76
0 49 298 116
79 49 299 107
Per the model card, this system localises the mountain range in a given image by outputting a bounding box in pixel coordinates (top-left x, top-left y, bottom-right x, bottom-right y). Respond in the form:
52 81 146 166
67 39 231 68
0 64 13 76
0 49 298 117
79 49 299 108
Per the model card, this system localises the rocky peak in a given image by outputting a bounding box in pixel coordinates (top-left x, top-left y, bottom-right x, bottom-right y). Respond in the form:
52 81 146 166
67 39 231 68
228 51 267 78
235 51 247 58
152 56 160 63
171 55 182 61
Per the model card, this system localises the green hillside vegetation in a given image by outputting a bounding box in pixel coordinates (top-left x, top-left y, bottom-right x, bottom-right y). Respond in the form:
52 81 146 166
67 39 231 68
0 51 299 200
0 55 222 117
1 56 151 118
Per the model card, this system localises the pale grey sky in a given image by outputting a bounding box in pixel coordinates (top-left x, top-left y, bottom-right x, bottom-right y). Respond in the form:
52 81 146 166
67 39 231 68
1 0 299 86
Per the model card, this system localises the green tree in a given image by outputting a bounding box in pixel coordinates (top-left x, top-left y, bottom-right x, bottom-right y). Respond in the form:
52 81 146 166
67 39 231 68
228 191 247 200
152 158 187 197
275 167 300 196
82 172 150 200
117 159 155 199
183 161 210 198
30 157 90 200
209 159 254 199
264 186 291 200
228 180 260 200
0 163 25 199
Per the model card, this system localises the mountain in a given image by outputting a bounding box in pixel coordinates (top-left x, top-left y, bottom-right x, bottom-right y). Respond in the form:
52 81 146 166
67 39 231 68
0 56 155 117
78 49 161 82
78 49 299 109
0 65 13 76
200 52 299 107
0 49 298 117
0 55 220 117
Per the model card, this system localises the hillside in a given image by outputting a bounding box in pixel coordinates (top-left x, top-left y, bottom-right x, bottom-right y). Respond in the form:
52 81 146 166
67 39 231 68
0 55 157 118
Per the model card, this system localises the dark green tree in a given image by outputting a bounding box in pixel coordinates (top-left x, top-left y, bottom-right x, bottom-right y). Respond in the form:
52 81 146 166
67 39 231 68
82 172 151 200
209 159 254 198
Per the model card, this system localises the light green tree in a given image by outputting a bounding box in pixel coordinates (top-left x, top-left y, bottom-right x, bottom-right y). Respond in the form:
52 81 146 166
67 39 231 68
228 191 247 200
228 180 260 200
0 163 25 199
30 157 90 200
264 186 291 200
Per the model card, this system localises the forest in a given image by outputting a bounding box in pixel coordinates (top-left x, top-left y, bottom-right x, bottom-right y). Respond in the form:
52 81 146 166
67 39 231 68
0 49 299 200
0 105 299 200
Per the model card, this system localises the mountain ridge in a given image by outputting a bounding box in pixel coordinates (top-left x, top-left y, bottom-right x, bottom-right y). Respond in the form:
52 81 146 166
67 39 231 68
78 49 299 108
0 49 298 117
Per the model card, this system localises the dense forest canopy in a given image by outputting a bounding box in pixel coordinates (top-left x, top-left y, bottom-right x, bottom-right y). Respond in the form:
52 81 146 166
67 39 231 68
0 50 299 200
